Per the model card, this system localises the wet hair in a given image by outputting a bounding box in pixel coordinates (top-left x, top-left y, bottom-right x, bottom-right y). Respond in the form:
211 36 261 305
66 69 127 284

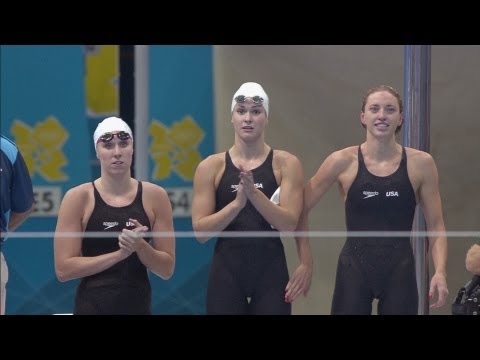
361 85 403 134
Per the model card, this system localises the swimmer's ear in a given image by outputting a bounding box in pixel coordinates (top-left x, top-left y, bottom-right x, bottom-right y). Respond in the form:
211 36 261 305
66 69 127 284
360 112 367 128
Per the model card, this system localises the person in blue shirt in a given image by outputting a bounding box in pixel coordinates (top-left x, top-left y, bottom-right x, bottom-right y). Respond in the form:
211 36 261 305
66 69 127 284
1 134 34 315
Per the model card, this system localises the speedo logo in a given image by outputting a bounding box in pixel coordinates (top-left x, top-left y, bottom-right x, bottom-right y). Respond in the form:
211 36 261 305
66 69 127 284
103 221 119 230
231 183 264 192
363 191 379 199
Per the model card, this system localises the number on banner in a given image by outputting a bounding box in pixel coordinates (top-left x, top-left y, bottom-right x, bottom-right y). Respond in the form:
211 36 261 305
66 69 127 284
32 186 62 217
166 187 193 218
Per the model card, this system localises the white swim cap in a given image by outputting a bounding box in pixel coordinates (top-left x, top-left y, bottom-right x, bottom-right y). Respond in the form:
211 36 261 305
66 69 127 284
93 117 133 150
231 82 269 117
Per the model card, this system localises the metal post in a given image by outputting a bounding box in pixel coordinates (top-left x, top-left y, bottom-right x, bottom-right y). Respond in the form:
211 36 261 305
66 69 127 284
403 45 431 315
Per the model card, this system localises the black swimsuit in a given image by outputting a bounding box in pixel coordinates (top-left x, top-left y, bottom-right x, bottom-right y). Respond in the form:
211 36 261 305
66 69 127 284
331 146 418 315
207 149 290 315
74 181 152 315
